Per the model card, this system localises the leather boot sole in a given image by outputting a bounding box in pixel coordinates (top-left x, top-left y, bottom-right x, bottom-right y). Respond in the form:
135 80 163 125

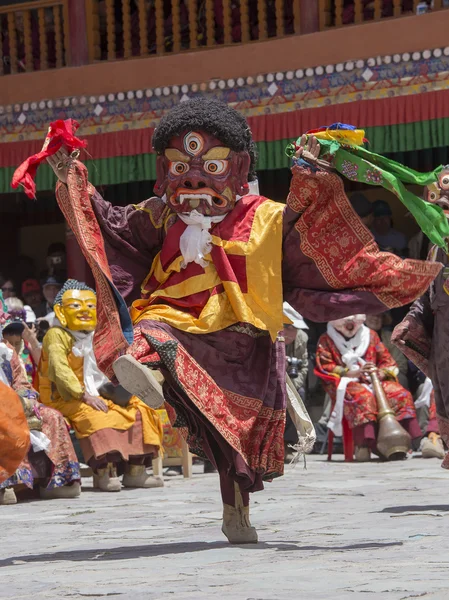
113 355 165 409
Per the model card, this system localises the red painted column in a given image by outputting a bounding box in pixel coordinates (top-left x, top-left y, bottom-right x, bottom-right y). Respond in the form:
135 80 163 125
300 0 320 34
67 0 89 67
66 225 95 287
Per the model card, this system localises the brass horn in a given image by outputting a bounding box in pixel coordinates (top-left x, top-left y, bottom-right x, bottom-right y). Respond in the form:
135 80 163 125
365 365 411 460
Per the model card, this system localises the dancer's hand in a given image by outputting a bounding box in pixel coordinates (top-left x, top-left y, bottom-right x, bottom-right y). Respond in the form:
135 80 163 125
47 148 76 184
294 134 321 163
82 392 108 412
392 324 409 346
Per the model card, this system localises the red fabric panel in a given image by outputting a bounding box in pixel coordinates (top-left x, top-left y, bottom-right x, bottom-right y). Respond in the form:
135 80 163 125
211 246 248 291
2 127 155 168
4 88 449 166
247 88 449 141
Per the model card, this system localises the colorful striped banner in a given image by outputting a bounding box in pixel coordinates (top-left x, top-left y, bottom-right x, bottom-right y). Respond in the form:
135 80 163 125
4 89 449 195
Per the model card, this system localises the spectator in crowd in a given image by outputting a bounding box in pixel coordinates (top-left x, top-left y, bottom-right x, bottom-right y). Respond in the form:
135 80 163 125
349 192 373 227
283 302 308 397
41 275 63 321
408 229 431 261
22 279 47 318
1 279 16 300
315 314 421 461
35 318 51 344
0 292 81 505
41 242 67 282
365 312 409 389
371 200 408 256
39 279 164 492
407 362 445 458
3 298 41 386
283 302 308 459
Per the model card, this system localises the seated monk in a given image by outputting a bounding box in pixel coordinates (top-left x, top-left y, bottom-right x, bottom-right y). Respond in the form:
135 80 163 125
39 279 164 492
0 295 81 504
315 314 421 461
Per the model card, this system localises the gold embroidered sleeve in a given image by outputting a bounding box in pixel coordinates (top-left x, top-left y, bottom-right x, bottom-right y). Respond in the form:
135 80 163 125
43 328 84 401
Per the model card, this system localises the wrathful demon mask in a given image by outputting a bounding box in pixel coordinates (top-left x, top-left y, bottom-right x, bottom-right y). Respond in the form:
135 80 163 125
152 98 257 217
425 167 449 216
53 279 97 332
330 314 366 339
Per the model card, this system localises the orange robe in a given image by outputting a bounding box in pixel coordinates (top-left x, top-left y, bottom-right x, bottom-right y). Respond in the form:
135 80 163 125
0 381 30 484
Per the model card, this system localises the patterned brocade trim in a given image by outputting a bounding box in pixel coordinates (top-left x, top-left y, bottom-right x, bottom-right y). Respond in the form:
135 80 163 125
287 166 441 310
57 169 130 377
137 326 285 476
227 323 269 338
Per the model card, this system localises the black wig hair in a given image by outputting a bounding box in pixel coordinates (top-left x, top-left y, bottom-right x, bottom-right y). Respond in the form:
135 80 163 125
152 97 257 181
54 279 95 305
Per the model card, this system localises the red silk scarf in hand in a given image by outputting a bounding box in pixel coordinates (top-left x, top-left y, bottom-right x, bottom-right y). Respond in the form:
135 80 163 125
11 119 87 199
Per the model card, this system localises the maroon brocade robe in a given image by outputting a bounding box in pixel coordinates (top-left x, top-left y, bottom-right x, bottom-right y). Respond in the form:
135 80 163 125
53 161 441 492
393 247 449 469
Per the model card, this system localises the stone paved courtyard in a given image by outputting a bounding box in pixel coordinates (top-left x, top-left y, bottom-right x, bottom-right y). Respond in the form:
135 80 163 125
1 455 449 600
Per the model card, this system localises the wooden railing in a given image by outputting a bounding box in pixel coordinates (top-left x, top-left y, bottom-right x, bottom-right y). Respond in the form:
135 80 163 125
1 1 448 74
319 0 445 30
0 0 69 75
84 0 448 62
85 0 303 60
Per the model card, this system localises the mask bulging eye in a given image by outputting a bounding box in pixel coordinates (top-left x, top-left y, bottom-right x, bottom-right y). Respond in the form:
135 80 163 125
184 132 204 156
204 160 228 175
440 174 449 190
429 191 438 202
170 161 189 176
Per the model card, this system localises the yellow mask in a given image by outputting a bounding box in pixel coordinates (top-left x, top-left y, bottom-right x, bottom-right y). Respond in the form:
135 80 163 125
54 289 97 331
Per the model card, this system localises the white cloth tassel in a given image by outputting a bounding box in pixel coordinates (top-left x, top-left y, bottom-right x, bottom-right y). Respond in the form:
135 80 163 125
30 430 51 453
178 210 226 269
415 377 433 409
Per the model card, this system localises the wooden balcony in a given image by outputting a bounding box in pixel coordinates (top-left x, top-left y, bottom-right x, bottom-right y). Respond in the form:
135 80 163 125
1 0 448 77
0 0 69 75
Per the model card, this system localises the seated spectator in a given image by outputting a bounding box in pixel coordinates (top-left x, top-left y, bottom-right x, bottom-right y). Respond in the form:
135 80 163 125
41 275 64 322
349 192 373 227
315 314 421 462
408 227 432 260
365 312 409 389
22 279 47 318
407 362 445 459
3 297 41 386
0 293 81 505
39 279 164 492
283 302 309 459
371 200 408 256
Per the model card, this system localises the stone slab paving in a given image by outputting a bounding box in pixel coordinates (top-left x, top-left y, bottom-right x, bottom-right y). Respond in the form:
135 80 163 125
1 456 449 600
